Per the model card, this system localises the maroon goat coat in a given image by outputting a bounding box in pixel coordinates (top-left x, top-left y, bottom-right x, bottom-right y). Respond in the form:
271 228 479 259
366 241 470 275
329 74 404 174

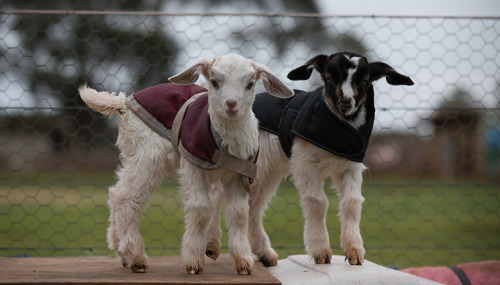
127 83 206 137
125 83 257 182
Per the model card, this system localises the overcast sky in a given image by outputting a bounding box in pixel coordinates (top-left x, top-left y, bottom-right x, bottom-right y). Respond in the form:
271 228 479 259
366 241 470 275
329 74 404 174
317 0 500 17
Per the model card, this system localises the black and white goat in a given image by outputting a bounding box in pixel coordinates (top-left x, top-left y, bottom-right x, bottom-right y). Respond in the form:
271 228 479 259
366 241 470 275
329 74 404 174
246 51 414 266
79 54 293 275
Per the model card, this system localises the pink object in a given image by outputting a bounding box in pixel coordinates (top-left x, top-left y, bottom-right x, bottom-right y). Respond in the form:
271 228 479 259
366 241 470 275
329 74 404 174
402 260 500 285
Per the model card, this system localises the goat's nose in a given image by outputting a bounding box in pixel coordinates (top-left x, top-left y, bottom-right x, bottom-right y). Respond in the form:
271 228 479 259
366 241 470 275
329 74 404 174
341 98 352 107
226 99 237 109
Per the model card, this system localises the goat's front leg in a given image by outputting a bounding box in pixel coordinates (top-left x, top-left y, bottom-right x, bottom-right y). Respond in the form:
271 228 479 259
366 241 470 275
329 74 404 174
292 163 332 264
224 178 254 275
179 167 212 274
335 167 365 265
205 183 224 260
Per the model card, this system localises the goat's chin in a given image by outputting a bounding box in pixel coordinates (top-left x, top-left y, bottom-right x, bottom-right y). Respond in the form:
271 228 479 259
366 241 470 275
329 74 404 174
344 108 357 116
224 110 239 119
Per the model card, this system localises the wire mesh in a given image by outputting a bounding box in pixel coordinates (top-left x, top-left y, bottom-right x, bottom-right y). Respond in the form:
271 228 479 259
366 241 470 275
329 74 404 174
0 10 499 268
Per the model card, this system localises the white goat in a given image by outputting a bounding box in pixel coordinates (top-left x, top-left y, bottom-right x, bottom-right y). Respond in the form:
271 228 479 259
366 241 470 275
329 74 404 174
79 54 293 275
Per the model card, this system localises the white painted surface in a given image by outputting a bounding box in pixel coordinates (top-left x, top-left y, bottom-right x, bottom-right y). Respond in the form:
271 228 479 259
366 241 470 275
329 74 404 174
269 255 443 285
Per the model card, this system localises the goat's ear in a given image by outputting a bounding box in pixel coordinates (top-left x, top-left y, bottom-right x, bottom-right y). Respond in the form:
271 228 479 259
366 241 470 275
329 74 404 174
253 62 294 98
287 55 328 81
368 62 414 86
169 58 212 84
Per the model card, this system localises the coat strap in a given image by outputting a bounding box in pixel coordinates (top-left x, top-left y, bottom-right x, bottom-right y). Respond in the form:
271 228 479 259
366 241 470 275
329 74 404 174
171 92 206 157
212 149 257 179
212 149 257 193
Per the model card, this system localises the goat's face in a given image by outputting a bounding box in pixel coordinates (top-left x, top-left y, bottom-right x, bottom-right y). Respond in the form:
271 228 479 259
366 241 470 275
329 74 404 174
169 53 294 120
207 55 260 119
288 51 414 121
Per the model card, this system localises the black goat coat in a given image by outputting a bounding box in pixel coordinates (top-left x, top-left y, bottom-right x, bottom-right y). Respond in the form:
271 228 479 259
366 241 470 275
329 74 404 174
253 86 375 162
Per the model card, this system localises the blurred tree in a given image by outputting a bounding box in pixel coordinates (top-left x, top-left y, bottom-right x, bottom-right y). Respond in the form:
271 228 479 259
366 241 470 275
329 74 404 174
1 0 364 150
179 0 365 55
2 0 178 147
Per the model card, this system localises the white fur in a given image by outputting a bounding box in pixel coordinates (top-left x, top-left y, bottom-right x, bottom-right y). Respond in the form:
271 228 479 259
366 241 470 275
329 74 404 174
79 53 293 275
341 56 361 116
247 133 366 267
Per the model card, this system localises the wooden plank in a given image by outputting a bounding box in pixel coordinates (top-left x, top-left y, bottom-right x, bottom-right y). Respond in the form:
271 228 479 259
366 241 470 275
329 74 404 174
0 255 281 285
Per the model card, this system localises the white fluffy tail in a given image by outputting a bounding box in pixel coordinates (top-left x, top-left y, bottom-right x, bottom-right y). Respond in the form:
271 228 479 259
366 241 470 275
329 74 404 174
79 85 127 117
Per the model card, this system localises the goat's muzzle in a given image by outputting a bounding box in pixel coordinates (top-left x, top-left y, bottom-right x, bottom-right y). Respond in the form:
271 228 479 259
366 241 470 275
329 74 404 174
340 97 353 112
224 99 239 117
226 99 237 109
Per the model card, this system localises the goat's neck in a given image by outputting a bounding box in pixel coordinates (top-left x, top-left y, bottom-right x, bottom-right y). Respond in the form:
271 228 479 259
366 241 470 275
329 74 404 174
209 110 259 160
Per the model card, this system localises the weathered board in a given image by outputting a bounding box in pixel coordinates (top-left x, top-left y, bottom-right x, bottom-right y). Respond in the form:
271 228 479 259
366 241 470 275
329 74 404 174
0 255 280 285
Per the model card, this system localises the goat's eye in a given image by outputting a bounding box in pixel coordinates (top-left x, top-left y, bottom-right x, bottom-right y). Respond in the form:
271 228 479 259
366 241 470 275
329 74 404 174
246 82 254 90
211 80 219 88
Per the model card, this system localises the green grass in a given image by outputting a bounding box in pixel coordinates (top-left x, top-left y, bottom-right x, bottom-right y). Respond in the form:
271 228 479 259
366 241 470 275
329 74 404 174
1 172 499 268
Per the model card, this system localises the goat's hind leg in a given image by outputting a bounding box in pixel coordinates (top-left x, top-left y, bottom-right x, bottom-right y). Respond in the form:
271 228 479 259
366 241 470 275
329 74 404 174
107 132 170 272
248 132 287 267
106 187 125 266
205 183 224 260
107 163 164 273
248 173 284 267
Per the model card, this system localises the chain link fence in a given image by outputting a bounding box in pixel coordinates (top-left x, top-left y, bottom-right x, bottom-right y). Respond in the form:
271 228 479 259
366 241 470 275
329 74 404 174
1 10 499 269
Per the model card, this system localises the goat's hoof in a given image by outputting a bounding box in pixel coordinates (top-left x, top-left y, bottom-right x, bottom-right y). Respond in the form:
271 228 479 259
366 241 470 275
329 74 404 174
313 248 332 264
206 249 220 260
130 263 147 273
345 247 364 265
234 257 253 275
116 252 128 267
205 240 220 260
186 264 204 275
237 267 252 275
259 254 278 267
